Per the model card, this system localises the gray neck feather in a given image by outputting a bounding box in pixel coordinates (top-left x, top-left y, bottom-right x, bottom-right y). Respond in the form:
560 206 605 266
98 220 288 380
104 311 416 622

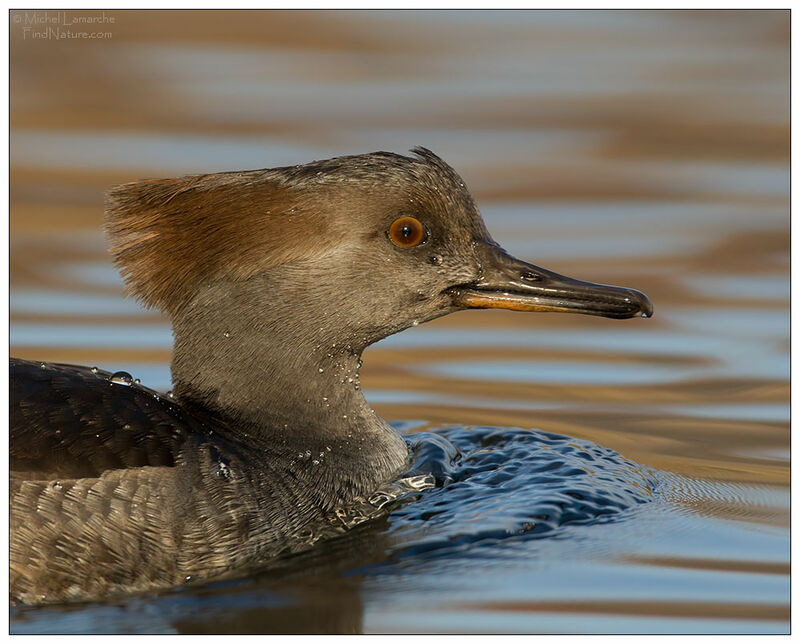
169 275 409 480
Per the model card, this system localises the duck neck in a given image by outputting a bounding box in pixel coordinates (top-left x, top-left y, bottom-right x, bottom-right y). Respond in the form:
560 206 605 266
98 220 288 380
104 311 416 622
168 278 408 469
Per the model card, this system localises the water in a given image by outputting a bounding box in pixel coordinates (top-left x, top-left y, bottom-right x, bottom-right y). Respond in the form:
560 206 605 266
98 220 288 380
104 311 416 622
9 9 788 634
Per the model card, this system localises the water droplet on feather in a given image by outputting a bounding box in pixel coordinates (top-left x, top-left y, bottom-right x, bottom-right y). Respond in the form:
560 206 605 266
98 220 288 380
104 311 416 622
110 371 133 386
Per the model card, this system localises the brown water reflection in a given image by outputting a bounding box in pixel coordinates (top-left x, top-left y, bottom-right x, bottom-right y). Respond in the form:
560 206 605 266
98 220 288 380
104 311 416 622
10 9 788 634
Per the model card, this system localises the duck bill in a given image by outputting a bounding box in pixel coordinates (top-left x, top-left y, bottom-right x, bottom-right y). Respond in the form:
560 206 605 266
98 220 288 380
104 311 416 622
449 244 653 320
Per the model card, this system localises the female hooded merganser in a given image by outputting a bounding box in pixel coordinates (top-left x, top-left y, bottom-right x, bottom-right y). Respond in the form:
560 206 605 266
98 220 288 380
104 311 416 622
10 148 652 604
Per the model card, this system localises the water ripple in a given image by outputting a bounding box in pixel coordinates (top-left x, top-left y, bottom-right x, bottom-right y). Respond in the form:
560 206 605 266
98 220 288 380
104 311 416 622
359 426 660 561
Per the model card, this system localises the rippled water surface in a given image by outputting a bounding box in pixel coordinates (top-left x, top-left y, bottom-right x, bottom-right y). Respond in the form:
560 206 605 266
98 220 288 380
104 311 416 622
9 9 789 634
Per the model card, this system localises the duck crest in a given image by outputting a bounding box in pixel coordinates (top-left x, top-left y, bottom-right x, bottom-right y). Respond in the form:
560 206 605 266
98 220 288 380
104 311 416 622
105 170 329 314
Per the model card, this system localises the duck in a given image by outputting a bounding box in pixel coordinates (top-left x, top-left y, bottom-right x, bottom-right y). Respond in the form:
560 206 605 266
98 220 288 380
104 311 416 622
10 147 653 604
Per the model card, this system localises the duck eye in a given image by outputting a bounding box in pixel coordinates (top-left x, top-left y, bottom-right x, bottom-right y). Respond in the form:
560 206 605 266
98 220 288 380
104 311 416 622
388 216 427 248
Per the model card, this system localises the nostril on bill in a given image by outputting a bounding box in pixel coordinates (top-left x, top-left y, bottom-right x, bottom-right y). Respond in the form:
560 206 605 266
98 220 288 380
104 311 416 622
520 272 540 282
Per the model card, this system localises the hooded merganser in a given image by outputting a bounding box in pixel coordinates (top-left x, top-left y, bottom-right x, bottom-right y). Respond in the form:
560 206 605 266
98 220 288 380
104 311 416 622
10 147 653 604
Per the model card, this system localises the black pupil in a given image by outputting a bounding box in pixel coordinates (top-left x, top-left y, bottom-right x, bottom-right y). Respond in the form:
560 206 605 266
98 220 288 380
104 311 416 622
401 225 413 238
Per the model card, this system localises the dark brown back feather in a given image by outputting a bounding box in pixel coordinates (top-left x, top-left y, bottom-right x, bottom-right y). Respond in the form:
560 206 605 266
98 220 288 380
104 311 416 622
10 358 197 479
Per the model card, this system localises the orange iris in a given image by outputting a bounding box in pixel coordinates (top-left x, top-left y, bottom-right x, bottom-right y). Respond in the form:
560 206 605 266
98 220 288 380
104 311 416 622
389 216 427 248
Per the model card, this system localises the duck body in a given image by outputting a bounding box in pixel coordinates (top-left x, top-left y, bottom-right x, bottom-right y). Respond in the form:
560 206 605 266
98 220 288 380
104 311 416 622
10 147 651 604
10 359 406 603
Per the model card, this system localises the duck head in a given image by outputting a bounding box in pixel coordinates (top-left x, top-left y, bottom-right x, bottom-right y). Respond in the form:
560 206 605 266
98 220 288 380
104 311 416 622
107 147 650 337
